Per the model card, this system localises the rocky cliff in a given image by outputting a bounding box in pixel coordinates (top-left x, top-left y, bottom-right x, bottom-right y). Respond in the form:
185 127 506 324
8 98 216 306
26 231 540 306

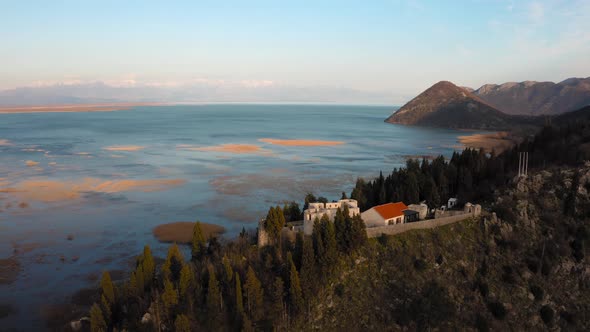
385 81 515 129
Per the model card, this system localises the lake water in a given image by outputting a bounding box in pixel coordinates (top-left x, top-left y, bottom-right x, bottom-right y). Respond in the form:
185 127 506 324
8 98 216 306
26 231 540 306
0 104 470 329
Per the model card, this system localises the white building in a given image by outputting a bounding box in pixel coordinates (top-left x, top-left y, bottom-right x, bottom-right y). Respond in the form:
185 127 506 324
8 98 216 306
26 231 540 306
361 202 408 227
303 199 360 235
407 203 428 220
447 198 458 209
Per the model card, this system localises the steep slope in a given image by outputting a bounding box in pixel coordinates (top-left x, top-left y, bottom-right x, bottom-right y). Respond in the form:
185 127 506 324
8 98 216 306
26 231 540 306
385 81 513 129
473 77 590 115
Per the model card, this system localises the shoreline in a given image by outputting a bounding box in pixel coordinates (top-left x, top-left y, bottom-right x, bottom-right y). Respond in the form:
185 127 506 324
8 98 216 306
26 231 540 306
0 102 160 114
457 131 520 153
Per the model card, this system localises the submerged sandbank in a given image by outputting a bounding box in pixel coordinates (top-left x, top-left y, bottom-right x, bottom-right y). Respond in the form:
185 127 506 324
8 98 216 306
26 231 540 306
153 222 226 243
177 143 272 155
258 138 345 146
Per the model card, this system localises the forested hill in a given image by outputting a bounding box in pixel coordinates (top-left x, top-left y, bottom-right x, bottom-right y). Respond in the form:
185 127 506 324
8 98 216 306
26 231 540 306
67 116 590 331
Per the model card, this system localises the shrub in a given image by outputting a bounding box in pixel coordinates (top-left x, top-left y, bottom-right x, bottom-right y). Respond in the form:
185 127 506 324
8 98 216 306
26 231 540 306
414 258 427 272
487 301 507 320
475 313 489 332
334 283 345 298
540 305 554 325
529 284 543 301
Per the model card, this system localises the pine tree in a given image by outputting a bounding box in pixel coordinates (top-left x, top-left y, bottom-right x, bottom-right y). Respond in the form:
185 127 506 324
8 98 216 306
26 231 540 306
90 303 107 332
244 266 264 322
270 276 285 329
100 294 111 326
222 255 234 282
235 272 244 315
174 314 191 332
179 264 193 297
162 243 184 282
140 245 155 288
191 221 207 260
162 278 179 313
300 237 316 300
288 254 304 315
100 271 115 305
206 266 222 326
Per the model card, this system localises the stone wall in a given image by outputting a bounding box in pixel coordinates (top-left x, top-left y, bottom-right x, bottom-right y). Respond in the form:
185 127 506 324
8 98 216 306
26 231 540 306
365 209 480 238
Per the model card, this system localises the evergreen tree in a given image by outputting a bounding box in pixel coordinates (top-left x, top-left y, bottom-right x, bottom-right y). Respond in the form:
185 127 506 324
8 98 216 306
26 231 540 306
100 271 115 305
405 172 419 204
270 277 285 329
162 243 184 282
90 303 107 332
244 266 264 322
174 314 191 332
191 221 207 260
162 278 179 313
100 294 111 326
300 237 316 300
139 245 155 289
222 255 234 282
179 264 193 297
206 266 222 326
288 253 304 315
235 272 244 315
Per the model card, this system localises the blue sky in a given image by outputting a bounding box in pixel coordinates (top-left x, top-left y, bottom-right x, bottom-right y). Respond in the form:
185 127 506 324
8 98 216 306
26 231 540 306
1 0 588 102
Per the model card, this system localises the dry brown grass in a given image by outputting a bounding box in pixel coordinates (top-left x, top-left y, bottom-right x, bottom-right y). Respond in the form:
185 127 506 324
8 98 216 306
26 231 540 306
153 222 226 243
458 131 518 153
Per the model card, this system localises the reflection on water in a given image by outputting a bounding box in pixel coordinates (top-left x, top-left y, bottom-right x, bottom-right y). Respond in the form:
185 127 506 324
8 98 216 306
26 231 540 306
0 104 469 329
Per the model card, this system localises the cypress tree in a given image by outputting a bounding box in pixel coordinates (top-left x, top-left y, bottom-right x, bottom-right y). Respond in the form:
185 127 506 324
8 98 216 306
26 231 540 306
90 303 107 332
270 277 285 329
244 266 264 322
235 272 244 315
179 264 193 297
206 266 222 326
162 243 184 282
288 254 304 315
300 237 316 300
162 278 178 313
174 314 191 332
100 271 115 305
191 221 206 260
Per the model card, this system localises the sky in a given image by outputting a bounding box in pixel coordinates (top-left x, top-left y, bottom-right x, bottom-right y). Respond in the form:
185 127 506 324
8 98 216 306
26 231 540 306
1 0 589 103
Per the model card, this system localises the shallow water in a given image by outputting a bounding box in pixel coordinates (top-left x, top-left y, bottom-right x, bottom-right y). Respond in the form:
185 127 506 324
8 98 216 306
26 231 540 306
0 104 471 329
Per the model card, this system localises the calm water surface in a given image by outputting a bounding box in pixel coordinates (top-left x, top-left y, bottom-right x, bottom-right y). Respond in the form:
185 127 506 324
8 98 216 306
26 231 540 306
0 104 470 329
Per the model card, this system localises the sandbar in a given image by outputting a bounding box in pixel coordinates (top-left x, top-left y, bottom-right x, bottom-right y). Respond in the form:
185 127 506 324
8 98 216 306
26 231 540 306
178 143 272 155
0 102 157 114
153 222 226 243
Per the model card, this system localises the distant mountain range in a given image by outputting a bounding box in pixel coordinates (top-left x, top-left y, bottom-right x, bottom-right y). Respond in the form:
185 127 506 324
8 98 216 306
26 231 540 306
385 77 590 129
0 81 395 106
472 77 590 116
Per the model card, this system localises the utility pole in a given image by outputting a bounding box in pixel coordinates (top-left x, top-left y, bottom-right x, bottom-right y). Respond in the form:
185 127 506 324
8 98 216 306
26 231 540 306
518 152 528 177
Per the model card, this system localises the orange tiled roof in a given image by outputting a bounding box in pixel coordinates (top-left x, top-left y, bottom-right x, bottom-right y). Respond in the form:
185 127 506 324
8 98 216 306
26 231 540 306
373 202 408 220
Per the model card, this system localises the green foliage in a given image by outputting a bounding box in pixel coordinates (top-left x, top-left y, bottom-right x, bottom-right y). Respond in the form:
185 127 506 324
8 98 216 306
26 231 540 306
90 303 107 332
100 294 111 326
206 266 222 325
174 314 191 332
179 264 193 297
162 278 179 313
264 206 286 244
244 266 264 322
270 277 285 328
235 272 244 314
288 253 304 315
222 255 234 282
300 236 316 300
163 243 185 282
100 271 115 305
191 221 207 260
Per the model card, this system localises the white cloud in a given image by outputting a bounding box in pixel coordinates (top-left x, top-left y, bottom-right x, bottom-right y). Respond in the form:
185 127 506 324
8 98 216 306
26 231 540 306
528 2 545 24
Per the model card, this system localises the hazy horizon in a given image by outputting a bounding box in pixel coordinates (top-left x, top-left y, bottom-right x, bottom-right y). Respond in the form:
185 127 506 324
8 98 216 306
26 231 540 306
2 0 589 104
